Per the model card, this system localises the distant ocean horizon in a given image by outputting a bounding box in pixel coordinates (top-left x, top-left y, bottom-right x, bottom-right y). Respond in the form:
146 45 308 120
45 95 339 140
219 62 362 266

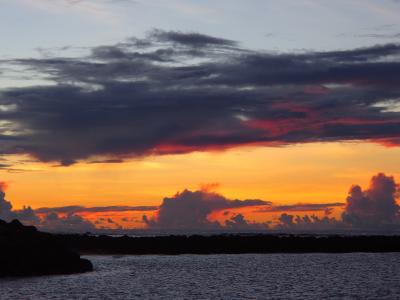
65 229 400 238
1 253 400 299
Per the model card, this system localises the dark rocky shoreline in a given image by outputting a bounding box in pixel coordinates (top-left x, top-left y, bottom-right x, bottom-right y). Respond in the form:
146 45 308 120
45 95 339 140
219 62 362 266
0 220 92 277
2 219 400 278
55 232 400 255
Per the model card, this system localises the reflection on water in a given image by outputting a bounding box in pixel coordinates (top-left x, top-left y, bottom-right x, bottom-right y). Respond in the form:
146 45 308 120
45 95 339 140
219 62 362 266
1 253 400 299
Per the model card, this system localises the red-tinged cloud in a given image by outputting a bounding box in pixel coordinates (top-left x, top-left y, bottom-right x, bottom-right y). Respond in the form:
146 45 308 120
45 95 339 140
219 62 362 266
1 30 400 166
0 182 7 191
199 182 221 192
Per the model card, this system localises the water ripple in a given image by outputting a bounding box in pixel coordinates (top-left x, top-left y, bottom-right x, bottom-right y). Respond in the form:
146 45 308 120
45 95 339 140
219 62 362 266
1 253 400 299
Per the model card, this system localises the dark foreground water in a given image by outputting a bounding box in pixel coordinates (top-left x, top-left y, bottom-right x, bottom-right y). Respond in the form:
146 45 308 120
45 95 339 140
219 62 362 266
1 253 400 299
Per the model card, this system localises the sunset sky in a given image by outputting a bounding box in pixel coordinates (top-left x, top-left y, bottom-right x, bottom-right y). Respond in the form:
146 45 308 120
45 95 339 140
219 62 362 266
1 0 400 232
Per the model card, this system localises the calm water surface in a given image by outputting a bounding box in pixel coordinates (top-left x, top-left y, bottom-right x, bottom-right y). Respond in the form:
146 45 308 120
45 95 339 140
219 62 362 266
1 253 400 299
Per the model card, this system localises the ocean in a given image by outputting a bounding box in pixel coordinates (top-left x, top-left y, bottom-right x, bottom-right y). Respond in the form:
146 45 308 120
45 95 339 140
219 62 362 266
1 253 400 299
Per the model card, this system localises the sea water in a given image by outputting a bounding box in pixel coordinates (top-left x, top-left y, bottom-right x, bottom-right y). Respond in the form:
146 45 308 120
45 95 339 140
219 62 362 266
1 253 400 299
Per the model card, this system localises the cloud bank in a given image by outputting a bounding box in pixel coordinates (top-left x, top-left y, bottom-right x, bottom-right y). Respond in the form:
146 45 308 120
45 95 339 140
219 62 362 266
1 30 400 165
0 182 40 225
40 212 95 232
342 173 399 228
257 202 344 214
1 173 399 233
144 173 400 232
278 173 400 231
0 183 97 232
35 205 157 214
143 189 270 230
276 213 342 231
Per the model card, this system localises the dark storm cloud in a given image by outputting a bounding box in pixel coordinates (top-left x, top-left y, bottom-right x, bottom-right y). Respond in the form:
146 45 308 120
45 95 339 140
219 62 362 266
143 189 270 230
1 30 400 165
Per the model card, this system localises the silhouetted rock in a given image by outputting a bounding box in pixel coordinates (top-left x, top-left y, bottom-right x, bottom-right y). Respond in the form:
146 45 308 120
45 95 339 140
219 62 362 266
0 219 93 277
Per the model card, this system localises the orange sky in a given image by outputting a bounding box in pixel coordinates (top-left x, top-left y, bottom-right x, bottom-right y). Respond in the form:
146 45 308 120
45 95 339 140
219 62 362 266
1 141 399 228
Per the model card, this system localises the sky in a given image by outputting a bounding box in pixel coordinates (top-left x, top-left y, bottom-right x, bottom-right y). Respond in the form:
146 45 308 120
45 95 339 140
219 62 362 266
0 0 400 233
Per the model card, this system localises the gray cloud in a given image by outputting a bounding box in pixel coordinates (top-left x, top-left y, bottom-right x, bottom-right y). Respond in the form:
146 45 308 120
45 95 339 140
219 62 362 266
342 173 399 228
0 184 100 232
356 33 400 39
0 185 14 222
35 205 157 214
1 173 400 233
65 0 137 5
225 213 269 230
40 212 95 233
276 173 400 232
0 183 40 224
0 30 399 165
117 174 400 232
149 29 238 48
143 189 270 230
257 202 345 213
276 213 342 231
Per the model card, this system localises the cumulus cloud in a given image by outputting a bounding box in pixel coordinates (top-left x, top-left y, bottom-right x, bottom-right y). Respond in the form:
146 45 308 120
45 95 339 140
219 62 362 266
0 182 40 224
40 212 95 233
2 173 400 233
142 175 400 232
342 173 399 228
0 183 99 232
0 183 14 221
0 185 159 232
143 189 270 230
1 30 400 165
276 213 342 231
275 173 400 231
225 213 269 230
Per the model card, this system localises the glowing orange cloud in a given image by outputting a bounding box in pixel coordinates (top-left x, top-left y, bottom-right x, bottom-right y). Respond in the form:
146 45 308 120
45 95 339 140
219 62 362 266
0 182 8 191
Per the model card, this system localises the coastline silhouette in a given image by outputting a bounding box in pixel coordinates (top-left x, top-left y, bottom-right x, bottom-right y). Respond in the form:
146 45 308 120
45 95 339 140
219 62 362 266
0 219 92 277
